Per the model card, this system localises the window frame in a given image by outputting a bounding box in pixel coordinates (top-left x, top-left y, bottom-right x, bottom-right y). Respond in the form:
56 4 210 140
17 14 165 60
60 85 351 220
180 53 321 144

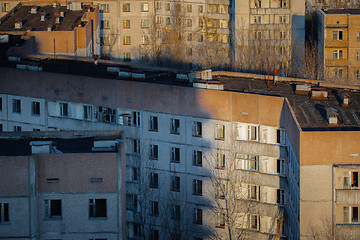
123 19 131 29
31 101 40 116
192 121 202 137
1 3 10 12
122 3 130 12
215 124 225 140
59 102 68 116
89 199 107 219
170 118 180 134
193 208 203 224
193 179 202 195
45 199 62 220
149 116 158 131
0 203 9 223
192 150 202 166
149 144 159 160
12 99 21 113
333 30 343 40
171 147 180 163
150 201 159 217
150 173 159 188
171 176 180 192
141 2 149 12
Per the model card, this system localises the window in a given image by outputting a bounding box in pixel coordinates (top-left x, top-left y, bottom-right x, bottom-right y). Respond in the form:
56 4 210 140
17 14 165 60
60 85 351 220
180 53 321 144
280 0 287 8
99 3 109 12
254 31 261 40
141 19 149 28
165 2 170 11
150 173 159 188
133 139 140 153
247 125 258 141
149 116 158 131
187 5 192 12
333 30 343 40
0 97 2 111
357 50 360 61
0 124 3 132
101 20 110 29
277 129 285 144
254 16 261 24
216 154 225 169
171 204 180 220
133 223 142 237
193 208 202 224
192 121 202 137
12 99 21 113
332 49 343 59
332 68 343 78
142 35 150 45
277 159 286 175
343 206 359 223
248 185 260 201
150 144 158 159
279 16 286 24
123 3 130 12
198 5 203 13
32 101 40 115
0 203 9 223
171 176 180 191
254 0 261 8
198 34 204 42
123 36 131 45
1 3 9 12
45 199 62 219
123 20 130 29
60 102 68 116
89 199 107 218
170 118 180 134
215 124 225 140
13 126 21 132
141 2 149 12
193 150 202 166
124 53 131 61
216 184 225 198
156 16 162 24
155 1 161 10
280 47 287 55
199 18 204 28
187 19 193 28
101 36 110 46
150 201 159 216
355 70 360 80
249 214 259 230
83 105 92 120
133 167 140 182
277 189 285 205
150 229 159 240
171 147 180 163
165 17 171 25
193 179 202 195
187 33 193 41
217 212 226 227
357 31 360 42
280 31 287 40
236 154 259 171
126 194 138 211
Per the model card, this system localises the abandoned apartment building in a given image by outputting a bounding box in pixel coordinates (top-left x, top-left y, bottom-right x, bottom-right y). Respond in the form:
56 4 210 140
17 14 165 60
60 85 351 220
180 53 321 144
0 64 359 240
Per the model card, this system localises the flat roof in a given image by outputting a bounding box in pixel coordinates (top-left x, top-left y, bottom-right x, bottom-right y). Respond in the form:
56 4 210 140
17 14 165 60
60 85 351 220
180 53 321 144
0 131 123 156
323 9 360 15
0 5 88 32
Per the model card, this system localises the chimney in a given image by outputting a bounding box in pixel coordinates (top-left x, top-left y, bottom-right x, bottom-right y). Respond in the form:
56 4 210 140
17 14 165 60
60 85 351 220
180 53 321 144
342 93 350 107
30 141 53 154
60 11 65 17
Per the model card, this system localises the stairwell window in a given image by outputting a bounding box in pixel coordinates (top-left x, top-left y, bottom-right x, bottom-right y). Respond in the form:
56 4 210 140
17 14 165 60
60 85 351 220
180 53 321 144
89 199 107 218
45 199 62 220
0 203 9 223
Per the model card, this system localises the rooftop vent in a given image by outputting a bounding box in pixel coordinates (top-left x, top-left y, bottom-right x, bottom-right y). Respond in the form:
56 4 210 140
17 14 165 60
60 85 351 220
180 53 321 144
342 93 350 107
53 2 57 8
69 1 83 11
189 69 212 82
311 87 328 99
326 108 338 125
47 25 52 31
31 7 38 14
60 11 65 17
92 140 119 152
29 141 62 154
41 14 46 21
295 82 311 94
55 16 61 24
14 21 22 29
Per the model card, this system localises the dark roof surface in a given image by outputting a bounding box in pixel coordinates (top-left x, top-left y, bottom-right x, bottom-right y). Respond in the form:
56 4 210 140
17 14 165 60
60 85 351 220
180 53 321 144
323 9 360 15
0 5 87 32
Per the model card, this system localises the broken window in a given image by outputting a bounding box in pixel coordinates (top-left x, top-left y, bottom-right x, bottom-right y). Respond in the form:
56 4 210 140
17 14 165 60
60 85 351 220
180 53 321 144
277 129 285 144
277 159 286 175
343 206 359 223
217 212 226 227
45 199 62 219
248 185 260 201
352 172 358 187
83 105 92 120
149 116 158 131
193 150 202 166
277 189 285 205
89 199 107 218
150 173 159 188
215 124 225 140
192 121 202 137
193 208 202 224
280 0 287 8
97 106 116 123
0 203 9 223
171 147 180 163
126 194 139 211
193 179 202 195
249 214 259 230
171 176 180 191
149 144 158 159
119 113 132 126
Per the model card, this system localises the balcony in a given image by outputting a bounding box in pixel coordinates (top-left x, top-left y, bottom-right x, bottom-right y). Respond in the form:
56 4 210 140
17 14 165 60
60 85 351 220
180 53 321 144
325 58 348 67
326 40 348 48
335 189 360 205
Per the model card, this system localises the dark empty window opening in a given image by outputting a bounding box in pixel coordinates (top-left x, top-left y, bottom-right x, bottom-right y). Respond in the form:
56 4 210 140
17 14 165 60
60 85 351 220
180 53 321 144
45 199 62 219
89 199 107 218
